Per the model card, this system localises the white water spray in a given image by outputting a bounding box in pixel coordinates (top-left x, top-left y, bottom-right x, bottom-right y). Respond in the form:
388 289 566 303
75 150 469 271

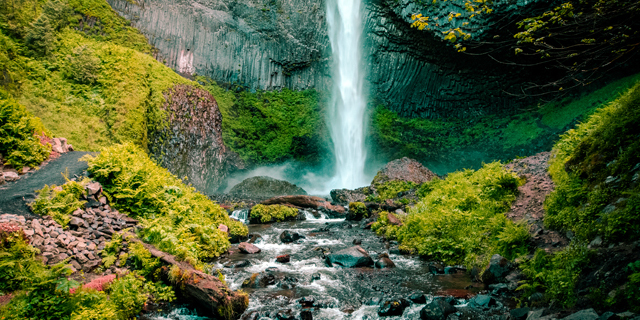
326 0 369 190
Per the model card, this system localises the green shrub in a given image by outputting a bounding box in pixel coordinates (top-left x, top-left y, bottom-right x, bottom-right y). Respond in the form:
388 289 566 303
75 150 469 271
393 162 526 267
371 211 402 240
545 83 640 242
373 179 417 200
127 241 161 278
517 245 592 308
0 94 50 170
65 45 100 84
84 143 248 269
347 202 368 220
106 273 149 320
250 204 299 223
30 180 87 227
68 289 118 320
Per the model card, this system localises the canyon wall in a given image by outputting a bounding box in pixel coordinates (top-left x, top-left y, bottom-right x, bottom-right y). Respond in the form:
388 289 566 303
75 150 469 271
107 0 529 118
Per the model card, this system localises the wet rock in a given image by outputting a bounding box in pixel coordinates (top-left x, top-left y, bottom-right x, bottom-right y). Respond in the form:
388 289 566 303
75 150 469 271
444 266 465 274
420 299 456 320
229 176 307 199
238 242 261 254
482 254 512 285
3 172 19 182
511 307 531 320
241 272 276 288
596 312 619 320
298 296 315 307
277 276 299 289
469 294 496 308
325 246 374 268
248 234 263 244
353 238 362 245
378 298 410 317
280 230 304 243
408 292 427 304
311 273 321 281
276 254 290 263
330 187 368 206
375 253 396 269
429 263 445 275
562 309 598 320
224 260 251 268
373 158 438 185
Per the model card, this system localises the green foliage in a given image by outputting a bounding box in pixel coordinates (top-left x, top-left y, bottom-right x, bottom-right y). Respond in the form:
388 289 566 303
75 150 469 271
371 211 402 240
517 245 592 308
250 204 299 223
68 289 118 320
373 178 417 200
106 272 149 320
65 45 100 84
0 93 50 170
25 15 55 57
31 180 87 227
198 78 328 165
392 162 526 266
545 83 640 242
127 241 161 278
100 231 122 268
348 202 368 220
84 143 248 269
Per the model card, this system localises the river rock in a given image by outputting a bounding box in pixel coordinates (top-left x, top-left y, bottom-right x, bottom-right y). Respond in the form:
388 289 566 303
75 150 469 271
373 157 437 185
330 187 369 206
238 242 261 254
276 254 290 263
229 176 307 199
562 309 598 320
325 246 374 268
375 253 396 269
224 260 251 268
511 307 531 320
482 254 512 285
387 212 403 226
378 298 410 317
420 299 456 320
469 294 496 309
241 272 276 288
3 171 19 182
408 292 427 304
280 230 304 243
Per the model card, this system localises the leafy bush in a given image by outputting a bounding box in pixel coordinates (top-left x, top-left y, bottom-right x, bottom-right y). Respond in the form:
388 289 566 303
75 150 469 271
347 202 368 220
106 273 149 319
68 289 118 320
0 94 50 170
373 179 417 200
30 180 87 227
84 143 248 269
127 241 161 278
65 45 100 84
391 162 526 267
517 245 592 308
545 83 640 242
250 204 299 223
372 211 403 241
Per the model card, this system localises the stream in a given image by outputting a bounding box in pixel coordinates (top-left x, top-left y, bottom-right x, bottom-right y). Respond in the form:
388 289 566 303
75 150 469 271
148 211 483 320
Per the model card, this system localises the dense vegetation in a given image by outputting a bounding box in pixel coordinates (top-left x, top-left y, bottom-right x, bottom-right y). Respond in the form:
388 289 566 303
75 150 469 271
371 73 640 170
373 162 529 267
0 226 173 319
0 90 50 170
30 178 87 227
198 78 329 165
84 143 248 269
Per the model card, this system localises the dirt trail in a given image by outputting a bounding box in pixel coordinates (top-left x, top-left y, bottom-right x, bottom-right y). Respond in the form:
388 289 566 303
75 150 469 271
0 152 92 218
505 152 569 251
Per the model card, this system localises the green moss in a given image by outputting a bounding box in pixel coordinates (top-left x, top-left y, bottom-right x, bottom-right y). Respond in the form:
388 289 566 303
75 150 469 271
373 178 417 200
391 162 527 267
545 83 640 242
198 78 328 165
84 143 248 269
250 204 299 223
371 211 403 240
347 202 368 220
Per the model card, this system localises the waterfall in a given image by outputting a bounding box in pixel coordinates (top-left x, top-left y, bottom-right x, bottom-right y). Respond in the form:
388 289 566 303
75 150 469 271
326 0 369 190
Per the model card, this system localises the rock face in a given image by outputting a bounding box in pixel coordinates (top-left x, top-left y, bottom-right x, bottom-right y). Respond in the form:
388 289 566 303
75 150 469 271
150 84 243 194
325 246 374 268
229 176 307 199
330 187 369 206
373 157 438 185
106 0 541 118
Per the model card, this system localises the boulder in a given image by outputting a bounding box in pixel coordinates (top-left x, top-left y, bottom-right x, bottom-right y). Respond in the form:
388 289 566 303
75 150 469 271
420 299 456 320
325 246 374 268
378 298 410 317
276 254 290 263
375 253 396 269
387 212 403 226
562 309 599 320
3 172 19 182
373 157 437 185
238 242 261 254
241 272 276 288
469 294 496 309
511 308 531 320
330 187 369 206
408 292 426 304
229 176 307 199
224 260 251 268
482 254 512 285
262 195 345 217
85 182 102 196
280 230 304 243
218 224 229 233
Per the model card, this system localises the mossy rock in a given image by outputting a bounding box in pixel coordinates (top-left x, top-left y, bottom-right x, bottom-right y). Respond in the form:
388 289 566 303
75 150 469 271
229 176 307 199
346 202 369 221
249 204 301 224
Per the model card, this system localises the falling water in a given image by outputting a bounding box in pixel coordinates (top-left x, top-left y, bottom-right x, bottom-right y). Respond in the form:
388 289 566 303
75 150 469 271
326 0 369 190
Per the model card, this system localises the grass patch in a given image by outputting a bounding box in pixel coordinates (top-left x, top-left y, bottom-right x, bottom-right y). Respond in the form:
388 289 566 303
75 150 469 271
83 143 248 269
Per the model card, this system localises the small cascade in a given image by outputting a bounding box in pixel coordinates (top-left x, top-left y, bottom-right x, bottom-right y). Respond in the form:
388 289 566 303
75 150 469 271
230 209 249 224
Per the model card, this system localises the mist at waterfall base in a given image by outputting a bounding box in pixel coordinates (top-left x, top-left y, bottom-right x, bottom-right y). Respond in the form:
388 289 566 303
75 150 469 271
226 0 371 195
